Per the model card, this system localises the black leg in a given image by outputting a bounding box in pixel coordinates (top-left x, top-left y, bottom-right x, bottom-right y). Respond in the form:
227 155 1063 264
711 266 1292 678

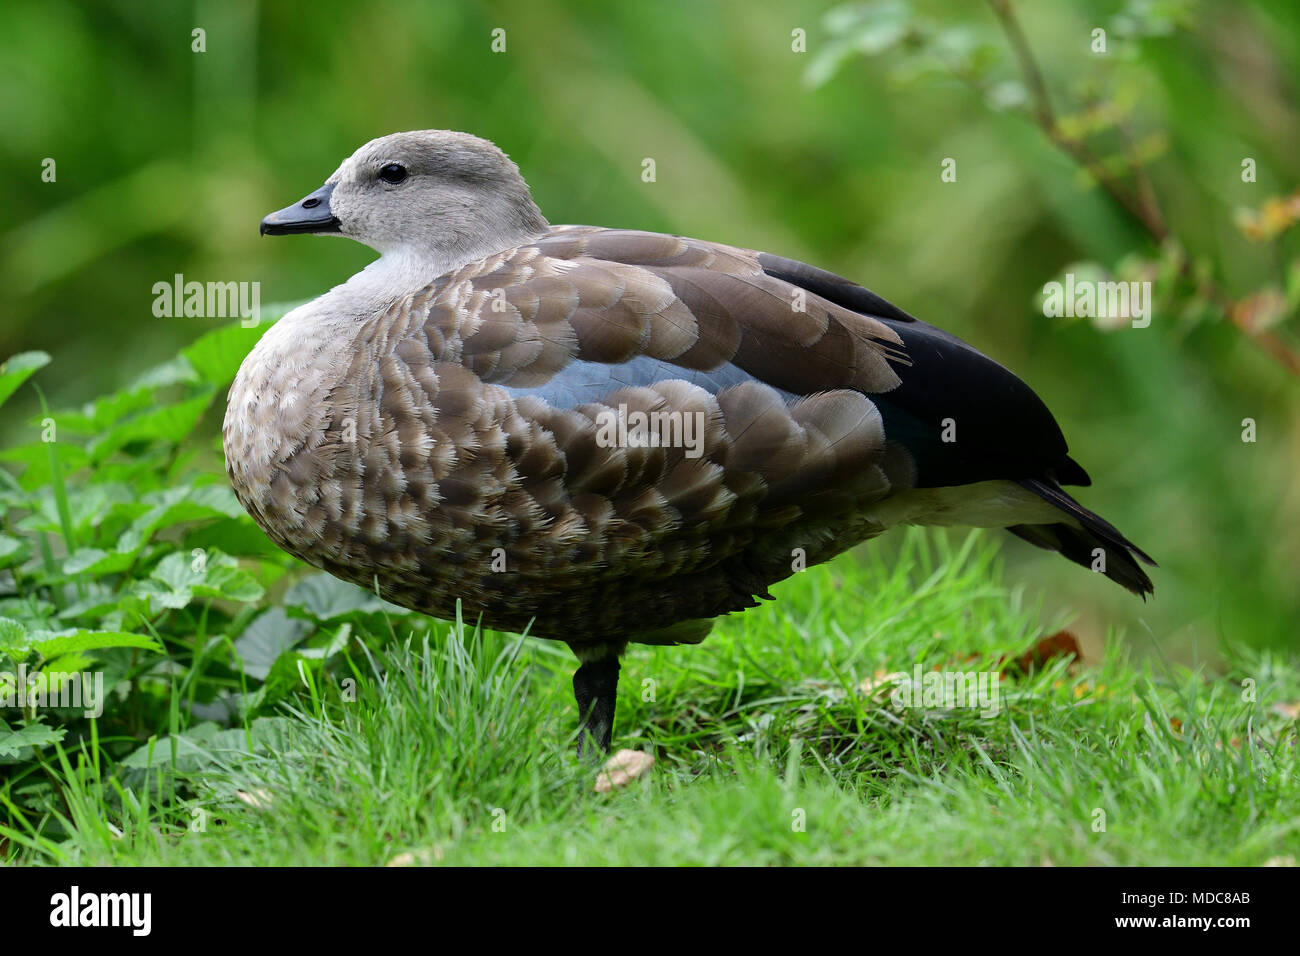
572 655 620 758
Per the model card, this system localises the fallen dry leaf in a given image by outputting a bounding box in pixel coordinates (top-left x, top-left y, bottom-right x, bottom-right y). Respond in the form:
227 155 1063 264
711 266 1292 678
1005 630 1082 675
594 749 654 793
859 670 907 695
234 788 273 809
386 846 445 866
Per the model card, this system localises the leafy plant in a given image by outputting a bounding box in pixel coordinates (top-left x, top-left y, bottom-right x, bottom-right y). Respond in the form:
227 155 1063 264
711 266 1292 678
0 316 431 846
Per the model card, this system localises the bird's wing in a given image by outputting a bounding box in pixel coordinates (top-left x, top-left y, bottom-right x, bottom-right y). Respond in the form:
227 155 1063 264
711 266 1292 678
441 226 907 395
426 226 1086 490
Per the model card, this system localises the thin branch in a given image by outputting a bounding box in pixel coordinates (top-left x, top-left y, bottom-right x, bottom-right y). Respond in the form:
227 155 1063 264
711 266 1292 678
1116 119 1169 240
987 0 1169 242
987 0 1054 130
986 0 1300 375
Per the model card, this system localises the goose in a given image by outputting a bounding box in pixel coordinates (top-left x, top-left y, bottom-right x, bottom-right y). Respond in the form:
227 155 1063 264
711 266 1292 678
224 130 1154 756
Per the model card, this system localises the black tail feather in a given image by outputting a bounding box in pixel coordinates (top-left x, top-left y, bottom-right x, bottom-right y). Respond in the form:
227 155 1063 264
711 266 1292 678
1010 479 1156 598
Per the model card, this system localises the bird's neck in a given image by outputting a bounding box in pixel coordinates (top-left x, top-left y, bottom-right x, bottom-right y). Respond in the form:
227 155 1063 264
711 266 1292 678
321 229 546 318
337 247 444 311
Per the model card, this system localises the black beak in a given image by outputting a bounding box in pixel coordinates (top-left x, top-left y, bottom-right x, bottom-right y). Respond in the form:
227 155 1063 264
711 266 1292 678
259 183 341 236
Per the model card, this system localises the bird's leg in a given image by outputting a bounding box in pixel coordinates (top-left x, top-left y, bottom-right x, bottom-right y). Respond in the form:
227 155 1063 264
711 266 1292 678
571 649 621 759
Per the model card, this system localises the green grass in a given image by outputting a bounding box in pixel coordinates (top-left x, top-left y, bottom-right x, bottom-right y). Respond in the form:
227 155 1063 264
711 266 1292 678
6 530 1297 867
1 327 1296 865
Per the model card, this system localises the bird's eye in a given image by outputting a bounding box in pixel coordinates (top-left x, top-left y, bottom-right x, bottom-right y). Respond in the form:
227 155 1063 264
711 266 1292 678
378 163 408 184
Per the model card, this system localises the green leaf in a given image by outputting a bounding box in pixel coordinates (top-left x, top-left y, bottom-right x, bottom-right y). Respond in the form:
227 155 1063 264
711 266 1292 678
0 352 51 409
135 549 264 611
18 482 135 540
244 651 318 712
129 355 200 390
181 319 270 386
0 616 161 659
28 629 161 659
49 385 160 434
63 548 136 577
233 607 313 681
284 572 398 621
56 588 127 622
808 0 915 88
122 717 294 771
0 441 91 492
184 516 283 559
0 599 57 631
0 617 27 650
0 719 65 759
38 651 96 675
86 391 215 461
200 564 267 602
0 534 30 570
116 483 244 553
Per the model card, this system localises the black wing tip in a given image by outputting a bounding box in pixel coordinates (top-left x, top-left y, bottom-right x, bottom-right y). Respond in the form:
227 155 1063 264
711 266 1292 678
1008 522 1155 598
1054 456 1092 487
1012 478 1156 598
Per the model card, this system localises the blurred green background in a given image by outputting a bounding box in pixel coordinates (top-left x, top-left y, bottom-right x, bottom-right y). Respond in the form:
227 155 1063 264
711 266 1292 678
2 0 1297 658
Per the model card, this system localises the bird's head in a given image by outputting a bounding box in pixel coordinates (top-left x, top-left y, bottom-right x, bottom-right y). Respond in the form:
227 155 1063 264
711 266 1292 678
260 130 549 267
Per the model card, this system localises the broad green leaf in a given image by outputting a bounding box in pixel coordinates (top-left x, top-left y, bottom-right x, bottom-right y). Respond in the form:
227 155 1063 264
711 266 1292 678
184 516 283 559
38 651 95 675
0 441 91 491
0 534 30 570
135 549 264 611
63 547 136 576
27 629 161 659
0 600 57 632
181 319 270 386
245 651 319 712
18 482 135 539
122 717 294 770
284 572 401 621
150 548 216 592
199 563 265 602
233 607 313 681
57 589 127 622
0 617 26 650
48 385 159 434
131 579 194 611
116 483 244 553
129 355 200 390
0 719 65 759
0 352 51 408
0 617 160 658
87 391 215 461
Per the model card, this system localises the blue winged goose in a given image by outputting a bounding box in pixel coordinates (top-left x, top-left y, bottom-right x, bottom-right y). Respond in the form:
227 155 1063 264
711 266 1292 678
225 130 1154 755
